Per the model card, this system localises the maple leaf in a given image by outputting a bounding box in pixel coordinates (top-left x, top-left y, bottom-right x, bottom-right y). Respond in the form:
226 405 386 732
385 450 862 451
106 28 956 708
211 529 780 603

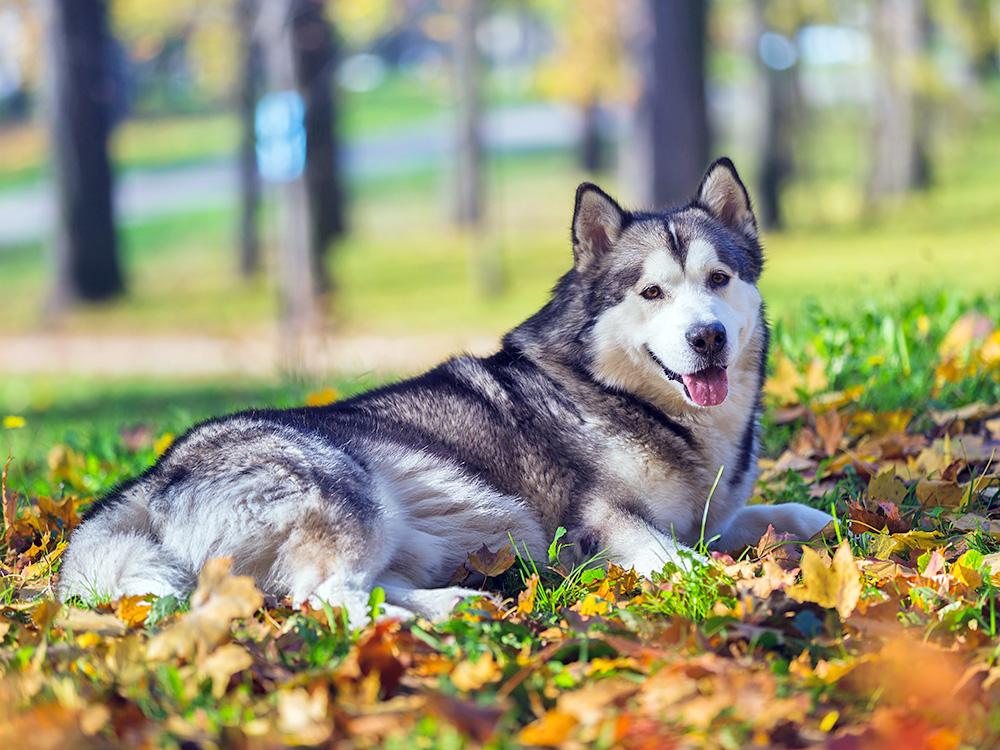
450 651 502 691
868 530 943 561
115 595 152 628
467 543 515 577
867 468 907 504
787 542 861 620
915 479 966 509
517 710 578 748
146 557 262 661
517 573 539 616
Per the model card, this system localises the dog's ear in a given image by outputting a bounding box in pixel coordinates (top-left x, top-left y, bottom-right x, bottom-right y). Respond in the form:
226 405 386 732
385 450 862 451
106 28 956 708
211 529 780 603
572 183 625 270
696 158 758 243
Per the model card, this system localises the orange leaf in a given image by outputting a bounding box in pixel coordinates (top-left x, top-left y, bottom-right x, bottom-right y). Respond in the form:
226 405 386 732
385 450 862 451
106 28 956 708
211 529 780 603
467 543 516 577
518 711 577 748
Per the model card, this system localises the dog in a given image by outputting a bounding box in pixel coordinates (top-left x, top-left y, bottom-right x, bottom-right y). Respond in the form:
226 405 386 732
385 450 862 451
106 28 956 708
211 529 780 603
60 158 831 623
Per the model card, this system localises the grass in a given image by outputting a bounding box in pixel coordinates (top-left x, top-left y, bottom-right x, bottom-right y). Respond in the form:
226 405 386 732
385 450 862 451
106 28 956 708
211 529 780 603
0 290 999 745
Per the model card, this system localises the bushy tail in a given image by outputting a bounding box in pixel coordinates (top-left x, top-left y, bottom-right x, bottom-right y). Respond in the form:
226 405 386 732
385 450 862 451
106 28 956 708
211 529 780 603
59 497 193 603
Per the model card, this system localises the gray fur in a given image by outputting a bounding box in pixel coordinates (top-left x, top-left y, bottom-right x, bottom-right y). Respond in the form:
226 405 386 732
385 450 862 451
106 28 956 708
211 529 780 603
60 159 831 622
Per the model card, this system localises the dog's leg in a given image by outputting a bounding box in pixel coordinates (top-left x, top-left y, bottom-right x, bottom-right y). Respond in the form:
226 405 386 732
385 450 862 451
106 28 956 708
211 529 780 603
576 506 704 578
712 503 833 552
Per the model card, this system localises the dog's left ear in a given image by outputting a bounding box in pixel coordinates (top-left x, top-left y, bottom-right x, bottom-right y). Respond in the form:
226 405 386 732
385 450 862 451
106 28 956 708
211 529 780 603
572 183 625 271
696 158 758 243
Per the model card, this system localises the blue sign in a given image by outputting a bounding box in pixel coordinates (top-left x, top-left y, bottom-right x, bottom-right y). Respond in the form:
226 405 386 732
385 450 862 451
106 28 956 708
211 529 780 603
255 91 306 183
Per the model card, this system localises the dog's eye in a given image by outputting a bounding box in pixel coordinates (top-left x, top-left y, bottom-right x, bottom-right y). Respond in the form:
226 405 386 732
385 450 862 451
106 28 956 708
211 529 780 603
709 271 730 288
640 285 663 300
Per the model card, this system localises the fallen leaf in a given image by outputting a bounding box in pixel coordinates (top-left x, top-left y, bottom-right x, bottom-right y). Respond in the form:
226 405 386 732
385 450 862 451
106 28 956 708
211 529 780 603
867 468 907 504
115 596 152 628
146 557 262 661
305 387 339 407
518 710 578 748
517 574 539 616
451 651 502 691
869 530 943 561
915 479 966 509
787 542 860 619
467 543 516 577
200 642 253 698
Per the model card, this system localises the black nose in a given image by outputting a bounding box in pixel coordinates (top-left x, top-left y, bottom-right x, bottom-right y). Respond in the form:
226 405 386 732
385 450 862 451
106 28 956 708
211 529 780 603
686 322 727 356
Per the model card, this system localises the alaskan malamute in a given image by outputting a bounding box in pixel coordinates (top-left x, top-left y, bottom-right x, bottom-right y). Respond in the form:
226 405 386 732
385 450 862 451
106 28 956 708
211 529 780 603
61 159 831 622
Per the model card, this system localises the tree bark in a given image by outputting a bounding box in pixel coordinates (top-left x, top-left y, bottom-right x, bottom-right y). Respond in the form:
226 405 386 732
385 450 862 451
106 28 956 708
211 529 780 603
867 0 932 204
291 0 344 292
637 0 710 208
579 98 606 174
46 0 124 308
236 0 262 278
258 0 323 341
453 0 483 226
753 2 798 229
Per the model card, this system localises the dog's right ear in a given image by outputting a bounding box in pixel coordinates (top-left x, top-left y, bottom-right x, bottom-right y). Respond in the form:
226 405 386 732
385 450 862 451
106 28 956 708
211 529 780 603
572 183 625 271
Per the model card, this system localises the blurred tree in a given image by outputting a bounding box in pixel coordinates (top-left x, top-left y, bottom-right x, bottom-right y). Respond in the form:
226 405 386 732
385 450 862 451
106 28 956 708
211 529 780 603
258 0 344 341
634 0 710 207
236 0 262 277
452 0 484 227
46 0 125 308
535 0 632 174
868 0 933 203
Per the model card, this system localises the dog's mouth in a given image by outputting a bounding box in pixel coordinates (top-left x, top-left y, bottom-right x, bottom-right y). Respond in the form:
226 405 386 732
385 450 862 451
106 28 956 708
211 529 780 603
645 347 729 407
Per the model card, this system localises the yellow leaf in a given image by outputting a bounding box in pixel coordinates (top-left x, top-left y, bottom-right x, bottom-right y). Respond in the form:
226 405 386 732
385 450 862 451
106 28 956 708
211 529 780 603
574 593 610 617
277 686 332 746
200 642 253 698
467 543 516 577
2 415 25 429
981 330 1000 366
153 432 174 457
305 387 339 407
764 354 802 405
517 574 539 616
819 709 840 733
787 542 860 619
868 468 907 504
938 313 994 359
147 557 263 661
517 710 578 748
115 595 152 628
869 530 943 560
451 651 502 691
804 358 829 395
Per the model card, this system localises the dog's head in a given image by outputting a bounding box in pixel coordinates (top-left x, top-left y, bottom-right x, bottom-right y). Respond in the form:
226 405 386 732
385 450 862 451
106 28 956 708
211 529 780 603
571 159 763 409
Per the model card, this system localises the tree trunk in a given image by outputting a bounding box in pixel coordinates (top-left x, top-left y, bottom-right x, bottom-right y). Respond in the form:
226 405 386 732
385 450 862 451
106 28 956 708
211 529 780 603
236 0 262 278
46 0 123 308
258 0 323 342
637 0 710 208
291 0 344 292
453 0 483 226
579 98 606 174
867 0 931 204
753 2 798 229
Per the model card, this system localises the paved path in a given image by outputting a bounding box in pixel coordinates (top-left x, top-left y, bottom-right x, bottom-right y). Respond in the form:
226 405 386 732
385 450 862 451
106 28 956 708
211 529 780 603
0 332 499 377
0 103 585 247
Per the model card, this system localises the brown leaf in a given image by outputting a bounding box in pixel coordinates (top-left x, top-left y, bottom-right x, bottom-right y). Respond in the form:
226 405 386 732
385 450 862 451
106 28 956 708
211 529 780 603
200 642 253 698
1 454 13 546
467 543 516 577
146 557 262 661
814 409 845 457
915 479 966 509
450 651 502 691
426 693 502 743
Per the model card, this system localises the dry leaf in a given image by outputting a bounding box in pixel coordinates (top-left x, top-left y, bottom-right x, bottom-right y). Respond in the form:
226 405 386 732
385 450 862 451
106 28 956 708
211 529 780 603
147 557 262 661
517 710 578 748
868 468 907 504
517 574 539 616
451 651 502 691
787 542 861 619
915 479 966 509
467 543 516 577
200 643 253 698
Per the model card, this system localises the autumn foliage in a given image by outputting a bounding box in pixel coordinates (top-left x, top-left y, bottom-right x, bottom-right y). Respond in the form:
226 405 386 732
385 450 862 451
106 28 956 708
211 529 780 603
1 306 999 748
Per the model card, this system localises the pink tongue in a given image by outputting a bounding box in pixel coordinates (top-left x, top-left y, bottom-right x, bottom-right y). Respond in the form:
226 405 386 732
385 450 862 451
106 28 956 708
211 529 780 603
681 366 729 407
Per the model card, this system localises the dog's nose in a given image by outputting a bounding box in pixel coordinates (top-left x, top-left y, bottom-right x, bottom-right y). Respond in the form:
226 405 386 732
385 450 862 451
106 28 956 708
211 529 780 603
686 322 727 356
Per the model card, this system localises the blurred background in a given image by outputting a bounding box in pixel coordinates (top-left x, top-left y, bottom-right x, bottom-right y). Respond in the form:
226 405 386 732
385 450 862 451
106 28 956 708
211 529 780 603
0 0 998 385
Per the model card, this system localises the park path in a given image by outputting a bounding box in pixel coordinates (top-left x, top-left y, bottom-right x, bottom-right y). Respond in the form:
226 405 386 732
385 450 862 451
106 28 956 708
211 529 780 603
0 331 498 377
0 103 583 247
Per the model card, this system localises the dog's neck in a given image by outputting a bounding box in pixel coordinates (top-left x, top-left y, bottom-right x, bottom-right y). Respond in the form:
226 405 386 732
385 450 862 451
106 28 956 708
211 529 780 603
505 278 768 434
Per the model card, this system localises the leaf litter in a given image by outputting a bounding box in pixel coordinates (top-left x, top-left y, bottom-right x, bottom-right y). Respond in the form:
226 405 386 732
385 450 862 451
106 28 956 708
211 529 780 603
0 309 999 747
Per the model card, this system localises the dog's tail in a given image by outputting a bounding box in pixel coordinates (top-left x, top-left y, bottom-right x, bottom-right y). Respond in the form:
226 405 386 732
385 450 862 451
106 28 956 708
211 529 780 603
58 488 194 603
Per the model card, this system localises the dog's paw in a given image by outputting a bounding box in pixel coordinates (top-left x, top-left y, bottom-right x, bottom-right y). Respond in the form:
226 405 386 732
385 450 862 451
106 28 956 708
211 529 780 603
383 585 494 621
